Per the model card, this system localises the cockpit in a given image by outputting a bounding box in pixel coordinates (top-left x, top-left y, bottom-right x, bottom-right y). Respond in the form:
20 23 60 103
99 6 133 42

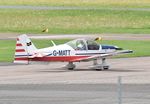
66 39 100 50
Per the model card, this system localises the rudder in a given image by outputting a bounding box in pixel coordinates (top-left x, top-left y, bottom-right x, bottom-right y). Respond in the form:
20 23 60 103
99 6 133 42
14 34 37 64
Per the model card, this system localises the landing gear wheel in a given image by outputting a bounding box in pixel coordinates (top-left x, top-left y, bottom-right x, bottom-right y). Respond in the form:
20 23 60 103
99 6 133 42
68 68 74 70
95 69 102 71
103 66 109 70
67 62 76 70
92 58 109 71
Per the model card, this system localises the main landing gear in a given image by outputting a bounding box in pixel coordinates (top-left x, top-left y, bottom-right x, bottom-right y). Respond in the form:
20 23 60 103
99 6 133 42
66 58 109 71
66 62 76 70
92 58 109 71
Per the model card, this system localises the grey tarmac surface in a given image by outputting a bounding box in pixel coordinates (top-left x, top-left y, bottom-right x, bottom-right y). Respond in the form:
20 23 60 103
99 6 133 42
0 57 150 84
0 33 150 40
0 5 150 11
0 84 150 104
0 57 150 104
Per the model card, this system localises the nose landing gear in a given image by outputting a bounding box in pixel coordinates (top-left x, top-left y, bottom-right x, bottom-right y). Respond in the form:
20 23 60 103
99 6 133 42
92 58 109 71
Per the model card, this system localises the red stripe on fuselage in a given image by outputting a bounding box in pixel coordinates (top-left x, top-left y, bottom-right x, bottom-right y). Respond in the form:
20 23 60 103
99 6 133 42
30 56 89 62
15 49 25 52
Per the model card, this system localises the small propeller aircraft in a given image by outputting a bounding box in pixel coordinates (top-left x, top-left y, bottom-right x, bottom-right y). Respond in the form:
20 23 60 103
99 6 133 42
14 34 133 71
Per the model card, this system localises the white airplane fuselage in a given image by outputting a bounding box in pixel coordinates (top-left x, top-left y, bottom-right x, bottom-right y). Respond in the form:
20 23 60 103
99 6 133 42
31 44 116 62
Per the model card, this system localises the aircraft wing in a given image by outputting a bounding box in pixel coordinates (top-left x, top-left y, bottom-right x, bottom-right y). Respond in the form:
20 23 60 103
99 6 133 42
70 50 133 62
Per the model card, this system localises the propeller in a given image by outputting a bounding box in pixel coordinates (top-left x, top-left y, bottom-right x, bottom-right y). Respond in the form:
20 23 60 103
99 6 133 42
94 37 102 41
42 28 48 32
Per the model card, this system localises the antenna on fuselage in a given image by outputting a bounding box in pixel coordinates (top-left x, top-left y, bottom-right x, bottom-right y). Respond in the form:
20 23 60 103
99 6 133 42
51 40 56 46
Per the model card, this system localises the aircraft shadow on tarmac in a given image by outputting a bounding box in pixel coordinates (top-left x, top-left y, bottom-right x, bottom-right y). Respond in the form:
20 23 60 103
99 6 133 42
104 69 144 72
37 68 144 73
37 68 98 73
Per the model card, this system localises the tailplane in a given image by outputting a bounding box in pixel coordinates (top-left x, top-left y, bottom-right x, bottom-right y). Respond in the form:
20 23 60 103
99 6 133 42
14 34 37 64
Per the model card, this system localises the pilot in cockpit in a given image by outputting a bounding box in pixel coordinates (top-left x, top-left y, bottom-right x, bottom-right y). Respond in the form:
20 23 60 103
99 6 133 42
87 40 99 50
76 40 86 50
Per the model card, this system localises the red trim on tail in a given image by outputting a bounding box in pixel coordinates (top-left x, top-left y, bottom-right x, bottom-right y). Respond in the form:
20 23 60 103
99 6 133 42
15 57 28 60
16 43 22 46
15 49 25 52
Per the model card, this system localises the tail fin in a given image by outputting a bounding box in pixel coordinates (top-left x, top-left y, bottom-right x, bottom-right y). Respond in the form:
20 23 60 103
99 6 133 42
14 34 37 64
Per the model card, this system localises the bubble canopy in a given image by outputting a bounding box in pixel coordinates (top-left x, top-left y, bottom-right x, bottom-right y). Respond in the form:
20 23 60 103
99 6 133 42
66 39 100 50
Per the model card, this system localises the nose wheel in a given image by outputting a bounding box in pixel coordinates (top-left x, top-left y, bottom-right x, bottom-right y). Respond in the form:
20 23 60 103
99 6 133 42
67 62 76 70
93 58 109 71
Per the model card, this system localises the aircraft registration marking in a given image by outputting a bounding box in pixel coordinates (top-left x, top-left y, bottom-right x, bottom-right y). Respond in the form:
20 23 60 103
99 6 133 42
53 50 71 56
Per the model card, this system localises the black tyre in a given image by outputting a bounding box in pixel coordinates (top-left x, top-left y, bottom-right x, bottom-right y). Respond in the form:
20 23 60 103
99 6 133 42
96 69 102 71
103 66 109 70
68 68 74 70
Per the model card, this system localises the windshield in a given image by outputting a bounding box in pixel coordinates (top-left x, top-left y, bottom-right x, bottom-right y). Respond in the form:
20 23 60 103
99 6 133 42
66 39 87 50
